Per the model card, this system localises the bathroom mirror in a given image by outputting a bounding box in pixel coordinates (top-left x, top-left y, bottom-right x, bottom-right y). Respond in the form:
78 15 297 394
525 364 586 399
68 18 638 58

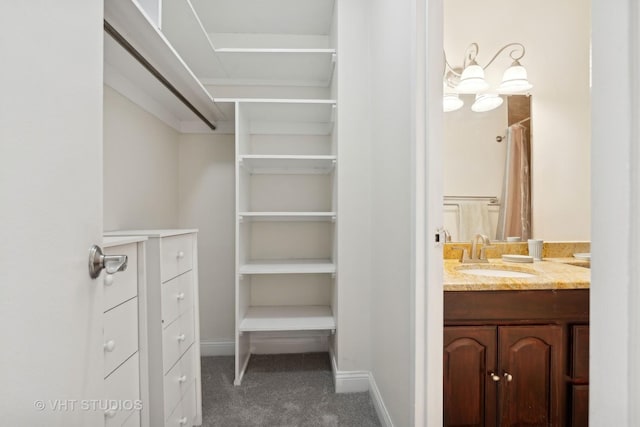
443 0 591 242
443 95 531 242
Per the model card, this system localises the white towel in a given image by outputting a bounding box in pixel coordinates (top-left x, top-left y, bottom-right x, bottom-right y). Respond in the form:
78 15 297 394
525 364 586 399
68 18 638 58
458 201 491 241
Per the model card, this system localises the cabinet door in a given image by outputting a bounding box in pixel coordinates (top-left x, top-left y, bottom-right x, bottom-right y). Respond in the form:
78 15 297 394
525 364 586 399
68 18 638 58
444 326 497 427
571 325 589 427
498 325 563 427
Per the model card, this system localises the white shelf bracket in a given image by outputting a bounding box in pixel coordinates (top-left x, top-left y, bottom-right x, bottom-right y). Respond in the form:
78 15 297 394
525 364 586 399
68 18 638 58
331 53 337 64
331 215 337 223
331 272 336 279
239 274 244 281
239 215 244 223
330 104 337 123
330 329 336 335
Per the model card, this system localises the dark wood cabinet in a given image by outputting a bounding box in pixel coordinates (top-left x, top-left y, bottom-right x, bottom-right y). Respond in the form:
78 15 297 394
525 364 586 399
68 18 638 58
444 290 589 427
570 325 589 427
444 326 497 427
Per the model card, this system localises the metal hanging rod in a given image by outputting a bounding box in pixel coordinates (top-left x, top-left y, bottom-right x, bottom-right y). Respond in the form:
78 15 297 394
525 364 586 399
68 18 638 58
514 116 531 125
103 20 216 131
444 195 498 201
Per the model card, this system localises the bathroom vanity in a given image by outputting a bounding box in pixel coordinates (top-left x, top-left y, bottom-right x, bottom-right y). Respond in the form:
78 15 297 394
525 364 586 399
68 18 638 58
443 257 590 427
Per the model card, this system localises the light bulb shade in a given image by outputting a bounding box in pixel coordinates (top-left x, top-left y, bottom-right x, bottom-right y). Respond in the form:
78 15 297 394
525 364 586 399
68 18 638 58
498 62 533 93
471 93 504 112
443 94 464 112
455 64 489 93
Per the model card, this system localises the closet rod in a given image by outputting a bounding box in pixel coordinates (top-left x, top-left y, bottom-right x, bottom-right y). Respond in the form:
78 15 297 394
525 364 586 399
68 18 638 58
104 20 216 131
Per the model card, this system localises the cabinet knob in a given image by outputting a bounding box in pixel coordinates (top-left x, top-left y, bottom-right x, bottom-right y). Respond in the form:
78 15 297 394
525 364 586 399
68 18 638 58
178 375 187 383
177 292 185 301
104 408 116 418
177 333 186 342
177 251 185 259
504 372 513 382
104 273 114 286
179 417 188 425
489 372 501 382
104 340 116 352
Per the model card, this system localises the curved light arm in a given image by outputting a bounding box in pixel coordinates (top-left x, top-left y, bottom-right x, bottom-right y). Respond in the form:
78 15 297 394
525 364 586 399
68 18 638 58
481 42 526 69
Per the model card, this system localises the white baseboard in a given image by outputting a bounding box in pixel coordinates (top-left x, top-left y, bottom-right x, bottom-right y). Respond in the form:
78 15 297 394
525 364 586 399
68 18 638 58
334 370 370 393
200 340 235 356
369 373 394 427
250 331 329 354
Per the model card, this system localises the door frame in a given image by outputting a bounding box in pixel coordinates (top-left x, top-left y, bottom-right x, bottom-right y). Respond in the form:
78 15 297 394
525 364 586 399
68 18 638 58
419 0 640 425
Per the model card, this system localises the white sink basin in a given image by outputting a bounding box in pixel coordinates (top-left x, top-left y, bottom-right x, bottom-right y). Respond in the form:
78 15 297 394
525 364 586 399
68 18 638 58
458 268 537 278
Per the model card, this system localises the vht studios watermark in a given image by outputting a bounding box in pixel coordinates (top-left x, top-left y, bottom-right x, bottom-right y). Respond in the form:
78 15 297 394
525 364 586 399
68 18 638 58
33 399 143 412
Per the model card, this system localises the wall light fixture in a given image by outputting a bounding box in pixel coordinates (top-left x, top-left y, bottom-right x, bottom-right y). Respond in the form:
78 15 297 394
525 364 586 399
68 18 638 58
443 42 532 112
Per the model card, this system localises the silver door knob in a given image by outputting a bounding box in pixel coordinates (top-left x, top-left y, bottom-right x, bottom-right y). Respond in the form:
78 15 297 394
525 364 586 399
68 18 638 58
88 245 128 279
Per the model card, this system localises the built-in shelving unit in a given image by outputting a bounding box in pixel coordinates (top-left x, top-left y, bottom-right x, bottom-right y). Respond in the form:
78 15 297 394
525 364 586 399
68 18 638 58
234 96 338 385
161 0 337 87
155 0 339 387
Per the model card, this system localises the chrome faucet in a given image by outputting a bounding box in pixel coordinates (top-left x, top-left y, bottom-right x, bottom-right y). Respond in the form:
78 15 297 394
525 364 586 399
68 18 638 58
471 234 492 262
453 234 494 263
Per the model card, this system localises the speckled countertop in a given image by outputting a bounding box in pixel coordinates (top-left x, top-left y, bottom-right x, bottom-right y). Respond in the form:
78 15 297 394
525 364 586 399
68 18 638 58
444 258 591 291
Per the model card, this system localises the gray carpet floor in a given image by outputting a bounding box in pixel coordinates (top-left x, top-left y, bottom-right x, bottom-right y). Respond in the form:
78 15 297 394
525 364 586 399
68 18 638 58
200 353 382 427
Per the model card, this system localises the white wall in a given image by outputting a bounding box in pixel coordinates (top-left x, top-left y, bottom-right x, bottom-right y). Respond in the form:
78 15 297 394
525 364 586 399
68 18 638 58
590 0 640 424
444 0 591 240
178 133 236 343
368 0 414 424
103 86 180 230
334 0 373 374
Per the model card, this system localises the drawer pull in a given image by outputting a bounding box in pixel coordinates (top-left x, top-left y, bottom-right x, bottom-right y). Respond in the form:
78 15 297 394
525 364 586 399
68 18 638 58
504 372 513 382
177 251 185 259
103 340 116 352
178 375 187 383
179 417 188 425
177 292 185 301
177 333 186 342
104 273 114 286
104 408 116 418
489 372 501 382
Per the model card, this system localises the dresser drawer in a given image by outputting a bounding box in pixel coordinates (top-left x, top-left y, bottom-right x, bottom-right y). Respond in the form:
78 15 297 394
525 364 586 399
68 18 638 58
103 243 138 312
104 297 139 378
105 352 140 427
163 344 196 420
162 271 194 328
166 380 197 426
162 308 195 374
161 234 193 283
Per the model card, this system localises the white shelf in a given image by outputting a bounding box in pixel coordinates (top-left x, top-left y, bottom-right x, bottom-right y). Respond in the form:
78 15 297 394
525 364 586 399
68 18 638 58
161 0 336 87
104 0 222 131
191 0 335 35
239 212 336 222
239 259 336 275
239 155 336 174
239 305 335 332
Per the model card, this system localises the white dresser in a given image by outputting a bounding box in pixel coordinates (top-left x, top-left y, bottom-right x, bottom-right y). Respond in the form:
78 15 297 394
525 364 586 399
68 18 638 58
102 236 149 427
105 230 202 427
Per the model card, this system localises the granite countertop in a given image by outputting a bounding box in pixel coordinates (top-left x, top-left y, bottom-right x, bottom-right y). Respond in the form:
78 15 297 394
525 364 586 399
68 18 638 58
444 258 591 291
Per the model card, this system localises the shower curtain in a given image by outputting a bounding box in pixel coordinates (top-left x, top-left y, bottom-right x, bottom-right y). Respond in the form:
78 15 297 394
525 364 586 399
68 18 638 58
496 124 531 240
